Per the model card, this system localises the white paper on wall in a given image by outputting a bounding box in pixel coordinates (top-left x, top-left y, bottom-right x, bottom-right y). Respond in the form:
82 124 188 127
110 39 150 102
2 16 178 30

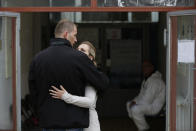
178 40 195 63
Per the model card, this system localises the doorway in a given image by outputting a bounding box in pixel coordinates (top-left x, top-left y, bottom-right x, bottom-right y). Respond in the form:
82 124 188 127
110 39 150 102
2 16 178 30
18 12 167 131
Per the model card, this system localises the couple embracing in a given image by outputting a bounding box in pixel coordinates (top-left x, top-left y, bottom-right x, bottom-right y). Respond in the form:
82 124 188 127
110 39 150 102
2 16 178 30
29 19 108 131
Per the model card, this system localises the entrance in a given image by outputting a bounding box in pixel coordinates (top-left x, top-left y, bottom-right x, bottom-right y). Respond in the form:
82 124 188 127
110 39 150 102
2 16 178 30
18 12 166 131
0 2 196 131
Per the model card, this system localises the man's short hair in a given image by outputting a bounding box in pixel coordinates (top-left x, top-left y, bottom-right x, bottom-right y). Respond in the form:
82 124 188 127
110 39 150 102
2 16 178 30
54 19 76 38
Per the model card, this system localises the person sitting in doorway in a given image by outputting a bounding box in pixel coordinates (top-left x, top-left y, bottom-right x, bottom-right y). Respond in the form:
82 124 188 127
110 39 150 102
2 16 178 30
126 61 166 131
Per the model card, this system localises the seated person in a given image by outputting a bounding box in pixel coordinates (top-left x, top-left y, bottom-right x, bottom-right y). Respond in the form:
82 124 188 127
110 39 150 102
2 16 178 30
126 61 165 131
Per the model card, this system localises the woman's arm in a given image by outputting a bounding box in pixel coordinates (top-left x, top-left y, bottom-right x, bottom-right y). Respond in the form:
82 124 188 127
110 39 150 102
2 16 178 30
49 85 97 108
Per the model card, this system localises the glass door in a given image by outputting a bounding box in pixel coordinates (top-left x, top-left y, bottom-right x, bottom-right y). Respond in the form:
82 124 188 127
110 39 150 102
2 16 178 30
167 10 196 131
0 12 21 131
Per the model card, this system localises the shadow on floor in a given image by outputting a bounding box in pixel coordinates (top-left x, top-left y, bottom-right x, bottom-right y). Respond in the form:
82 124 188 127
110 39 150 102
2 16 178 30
100 117 165 131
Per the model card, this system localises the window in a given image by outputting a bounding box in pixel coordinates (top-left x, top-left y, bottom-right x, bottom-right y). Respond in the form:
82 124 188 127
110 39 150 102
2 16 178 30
2 0 91 7
98 0 194 7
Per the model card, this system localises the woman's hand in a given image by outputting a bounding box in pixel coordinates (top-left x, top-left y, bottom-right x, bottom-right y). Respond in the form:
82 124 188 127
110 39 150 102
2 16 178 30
93 61 97 67
49 85 67 99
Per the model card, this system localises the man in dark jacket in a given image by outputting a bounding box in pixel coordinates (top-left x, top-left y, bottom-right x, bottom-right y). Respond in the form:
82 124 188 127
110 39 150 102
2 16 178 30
28 19 108 131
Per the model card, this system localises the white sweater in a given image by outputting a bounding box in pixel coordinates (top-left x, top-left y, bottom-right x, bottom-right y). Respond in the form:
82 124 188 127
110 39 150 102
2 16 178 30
62 86 100 131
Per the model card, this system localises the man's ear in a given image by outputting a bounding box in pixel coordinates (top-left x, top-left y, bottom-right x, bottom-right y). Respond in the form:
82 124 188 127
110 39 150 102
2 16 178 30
63 31 68 39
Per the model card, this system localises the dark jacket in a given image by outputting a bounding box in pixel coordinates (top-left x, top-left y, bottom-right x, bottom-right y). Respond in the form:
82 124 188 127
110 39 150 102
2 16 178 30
28 38 108 129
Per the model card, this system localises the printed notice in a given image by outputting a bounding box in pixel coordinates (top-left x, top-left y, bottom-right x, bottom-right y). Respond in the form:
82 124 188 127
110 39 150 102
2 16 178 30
178 40 195 63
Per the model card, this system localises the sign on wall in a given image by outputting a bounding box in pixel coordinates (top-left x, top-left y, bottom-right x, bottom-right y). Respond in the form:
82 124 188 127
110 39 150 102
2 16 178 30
178 40 195 63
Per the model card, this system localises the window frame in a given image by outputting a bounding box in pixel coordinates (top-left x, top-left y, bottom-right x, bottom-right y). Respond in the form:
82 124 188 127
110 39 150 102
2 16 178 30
0 0 195 12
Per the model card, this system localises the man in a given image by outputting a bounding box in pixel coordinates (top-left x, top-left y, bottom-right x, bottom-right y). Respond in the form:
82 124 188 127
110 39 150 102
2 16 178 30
126 61 165 131
28 19 108 131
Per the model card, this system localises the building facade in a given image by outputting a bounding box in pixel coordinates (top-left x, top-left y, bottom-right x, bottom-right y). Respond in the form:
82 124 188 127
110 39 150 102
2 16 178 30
0 0 196 131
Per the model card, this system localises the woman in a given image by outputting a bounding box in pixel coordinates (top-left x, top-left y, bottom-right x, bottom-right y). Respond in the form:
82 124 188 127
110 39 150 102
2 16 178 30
49 41 100 131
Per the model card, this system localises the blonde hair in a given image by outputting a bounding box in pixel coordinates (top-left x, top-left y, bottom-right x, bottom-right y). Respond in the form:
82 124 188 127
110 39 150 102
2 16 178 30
54 19 76 38
80 41 96 60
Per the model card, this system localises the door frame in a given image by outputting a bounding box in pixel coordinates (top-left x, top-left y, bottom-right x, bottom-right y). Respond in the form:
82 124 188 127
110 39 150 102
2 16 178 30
167 10 196 131
0 12 21 131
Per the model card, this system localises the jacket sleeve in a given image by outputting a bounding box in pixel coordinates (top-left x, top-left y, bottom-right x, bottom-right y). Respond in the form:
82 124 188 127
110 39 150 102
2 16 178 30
133 80 145 103
28 60 38 110
61 86 97 108
76 53 109 93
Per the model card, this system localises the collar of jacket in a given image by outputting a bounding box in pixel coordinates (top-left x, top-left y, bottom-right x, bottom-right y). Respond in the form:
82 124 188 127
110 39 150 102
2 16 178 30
50 38 72 48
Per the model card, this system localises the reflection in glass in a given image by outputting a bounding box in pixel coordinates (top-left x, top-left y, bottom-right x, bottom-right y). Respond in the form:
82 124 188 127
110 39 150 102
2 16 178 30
0 17 13 129
99 0 194 7
1 0 194 7
82 12 128 21
177 16 194 40
60 12 158 23
2 0 90 7
52 0 90 7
